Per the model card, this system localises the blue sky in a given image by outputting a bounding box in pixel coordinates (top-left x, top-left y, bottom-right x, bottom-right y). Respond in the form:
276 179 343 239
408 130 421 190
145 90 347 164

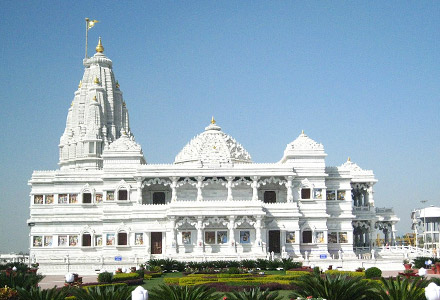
0 1 439 253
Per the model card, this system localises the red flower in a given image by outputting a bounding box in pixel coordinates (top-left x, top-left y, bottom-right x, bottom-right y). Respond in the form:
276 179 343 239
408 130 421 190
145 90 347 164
223 297 228 300
307 297 313 299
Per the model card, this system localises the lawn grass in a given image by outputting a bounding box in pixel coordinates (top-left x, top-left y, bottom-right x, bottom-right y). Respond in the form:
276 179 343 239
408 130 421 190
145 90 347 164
142 271 293 299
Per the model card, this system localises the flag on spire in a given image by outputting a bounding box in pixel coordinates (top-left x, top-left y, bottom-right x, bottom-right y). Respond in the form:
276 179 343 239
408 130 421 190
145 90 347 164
87 19 99 30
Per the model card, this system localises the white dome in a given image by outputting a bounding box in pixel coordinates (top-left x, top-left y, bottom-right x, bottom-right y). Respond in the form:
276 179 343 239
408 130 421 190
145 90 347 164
285 131 324 151
174 120 252 166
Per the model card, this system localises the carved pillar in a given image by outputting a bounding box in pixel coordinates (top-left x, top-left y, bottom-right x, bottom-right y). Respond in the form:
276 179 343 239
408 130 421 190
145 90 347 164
286 176 293 202
228 216 236 252
226 177 233 201
255 215 263 252
145 232 151 255
251 176 259 201
168 217 177 254
367 185 374 206
391 223 397 246
170 177 179 202
135 177 143 204
195 216 204 253
196 177 204 201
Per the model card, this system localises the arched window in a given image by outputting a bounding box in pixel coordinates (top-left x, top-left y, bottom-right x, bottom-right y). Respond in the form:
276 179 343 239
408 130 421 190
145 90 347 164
301 188 311 199
302 230 312 243
117 231 128 246
118 190 128 201
263 191 276 203
83 193 92 204
82 233 92 246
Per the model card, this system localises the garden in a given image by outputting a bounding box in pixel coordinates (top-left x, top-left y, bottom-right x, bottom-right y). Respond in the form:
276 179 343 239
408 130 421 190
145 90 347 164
1 258 440 300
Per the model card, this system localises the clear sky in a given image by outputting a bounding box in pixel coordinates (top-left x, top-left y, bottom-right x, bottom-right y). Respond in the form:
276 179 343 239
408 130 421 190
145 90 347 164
0 1 439 253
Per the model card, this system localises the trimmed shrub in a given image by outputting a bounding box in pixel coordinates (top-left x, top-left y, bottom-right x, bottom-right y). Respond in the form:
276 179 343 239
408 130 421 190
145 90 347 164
325 270 365 278
285 270 312 276
112 272 140 282
256 259 269 270
228 267 240 274
365 267 382 279
164 277 180 285
97 271 113 283
241 259 257 269
82 282 127 289
413 256 439 269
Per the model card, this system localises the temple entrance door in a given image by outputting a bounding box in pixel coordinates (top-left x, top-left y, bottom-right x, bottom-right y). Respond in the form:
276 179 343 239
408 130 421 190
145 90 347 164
151 232 162 254
268 230 281 253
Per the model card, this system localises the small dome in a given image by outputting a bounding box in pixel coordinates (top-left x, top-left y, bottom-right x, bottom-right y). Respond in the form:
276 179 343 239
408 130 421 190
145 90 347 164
107 129 142 152
286 131 324 151
174 120 252 166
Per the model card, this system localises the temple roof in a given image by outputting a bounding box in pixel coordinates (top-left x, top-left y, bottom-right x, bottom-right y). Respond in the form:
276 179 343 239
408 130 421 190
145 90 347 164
174 118 252 166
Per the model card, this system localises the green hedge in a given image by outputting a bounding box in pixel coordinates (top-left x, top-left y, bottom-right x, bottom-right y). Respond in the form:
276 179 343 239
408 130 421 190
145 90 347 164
112 272 140 282
83 283 127 290
324 270 365 278
165 273 297 286
414 257 440 269
285 270 312 276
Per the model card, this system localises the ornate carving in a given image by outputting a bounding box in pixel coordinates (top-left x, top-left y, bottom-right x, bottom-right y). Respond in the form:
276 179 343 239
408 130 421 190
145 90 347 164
142 178 171 188
175 217 197 229
232 177 252 187
236 216 255 227
176 177 197 188
259 176 286 186
174 122 252 165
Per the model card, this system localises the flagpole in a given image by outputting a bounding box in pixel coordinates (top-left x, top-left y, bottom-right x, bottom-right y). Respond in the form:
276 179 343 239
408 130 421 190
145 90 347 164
85 18 89 58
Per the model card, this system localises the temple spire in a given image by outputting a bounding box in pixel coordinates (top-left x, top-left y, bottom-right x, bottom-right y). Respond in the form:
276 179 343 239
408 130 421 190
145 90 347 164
96 37 104 53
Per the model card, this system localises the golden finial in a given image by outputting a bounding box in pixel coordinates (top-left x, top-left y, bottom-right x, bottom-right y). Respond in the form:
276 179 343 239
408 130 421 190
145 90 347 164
96 37 104 53
93 95 97 101
211 116 216 124
347 156 351 162
71 101 74 107
301 130 304 134
115 80 120 89
94 77 100 84
122 101 126 107
78 80 82 88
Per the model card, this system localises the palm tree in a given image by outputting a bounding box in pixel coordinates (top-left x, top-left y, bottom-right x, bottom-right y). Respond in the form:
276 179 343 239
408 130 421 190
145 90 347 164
16 286 69 300
70 285 134 300
226 287 282 300
289 273 380 300
377 276 428 300
148 284 217 300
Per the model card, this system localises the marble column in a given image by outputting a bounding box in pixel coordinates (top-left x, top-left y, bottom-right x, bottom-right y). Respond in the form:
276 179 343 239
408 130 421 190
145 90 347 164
195 216 204 253
196 177 204 201
169 217 177 254
286 176 293 203
255 216 263 252
226 176 233 201
228 216 236 252
251 176 259 201
170 177 179 202
391 224 396 246
367 185 374 206
135 177 143 204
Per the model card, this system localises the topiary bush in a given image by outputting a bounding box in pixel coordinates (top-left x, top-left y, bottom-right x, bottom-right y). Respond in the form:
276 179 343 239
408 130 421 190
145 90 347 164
228 267 240 274
365 267 382 279
112 272 140 282
97 271 113 283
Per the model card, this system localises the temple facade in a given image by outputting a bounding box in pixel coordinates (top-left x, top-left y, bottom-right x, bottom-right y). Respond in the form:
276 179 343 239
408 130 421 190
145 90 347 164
28 39 399 273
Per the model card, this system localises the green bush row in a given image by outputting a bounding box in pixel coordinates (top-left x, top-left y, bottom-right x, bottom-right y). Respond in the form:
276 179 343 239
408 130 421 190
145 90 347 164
324 270 365 277
112 272 140 282
146 257 302 271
